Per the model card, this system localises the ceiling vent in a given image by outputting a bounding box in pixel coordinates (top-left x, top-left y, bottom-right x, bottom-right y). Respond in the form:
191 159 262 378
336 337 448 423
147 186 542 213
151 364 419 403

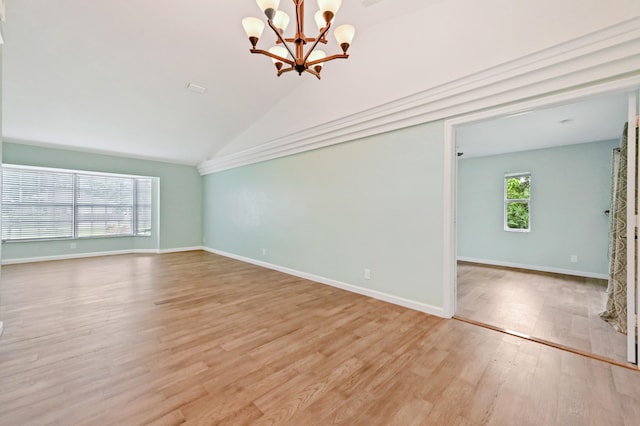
187 82 207 94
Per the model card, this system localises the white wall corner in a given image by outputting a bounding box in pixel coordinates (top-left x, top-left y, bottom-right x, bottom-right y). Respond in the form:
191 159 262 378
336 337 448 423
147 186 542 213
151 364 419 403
442 122 457 318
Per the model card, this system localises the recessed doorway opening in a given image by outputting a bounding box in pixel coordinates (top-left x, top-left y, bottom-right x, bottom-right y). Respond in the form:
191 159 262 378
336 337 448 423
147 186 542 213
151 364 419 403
444 87 639 367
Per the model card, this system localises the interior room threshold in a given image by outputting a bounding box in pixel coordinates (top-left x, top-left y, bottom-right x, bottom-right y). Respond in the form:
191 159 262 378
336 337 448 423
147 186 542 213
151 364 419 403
453 315 639 372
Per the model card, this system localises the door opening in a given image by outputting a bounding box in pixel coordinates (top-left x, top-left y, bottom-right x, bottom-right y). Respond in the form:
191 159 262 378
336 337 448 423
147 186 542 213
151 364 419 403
444 87 640 366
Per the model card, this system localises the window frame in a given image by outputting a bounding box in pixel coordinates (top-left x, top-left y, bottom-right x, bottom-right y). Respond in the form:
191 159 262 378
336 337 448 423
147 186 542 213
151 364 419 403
503 172 531 233
2 164 153 242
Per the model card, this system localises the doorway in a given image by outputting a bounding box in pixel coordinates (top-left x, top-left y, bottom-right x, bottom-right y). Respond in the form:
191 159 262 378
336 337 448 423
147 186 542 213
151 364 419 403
445 88 639 366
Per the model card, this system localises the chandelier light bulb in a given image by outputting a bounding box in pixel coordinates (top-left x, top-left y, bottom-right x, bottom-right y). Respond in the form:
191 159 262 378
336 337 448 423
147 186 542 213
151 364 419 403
242 17 266 48
268 45 289 71
307 49 326 73
256 0 280 20
273 10 290 33
314 11 327 31
317 0 342 23
334 24 355 53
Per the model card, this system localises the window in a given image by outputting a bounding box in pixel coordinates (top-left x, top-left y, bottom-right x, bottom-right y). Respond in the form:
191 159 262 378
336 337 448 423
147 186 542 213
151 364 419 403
2 168 74 240
135 178 152 236
504 172 530 232
2 165 153 241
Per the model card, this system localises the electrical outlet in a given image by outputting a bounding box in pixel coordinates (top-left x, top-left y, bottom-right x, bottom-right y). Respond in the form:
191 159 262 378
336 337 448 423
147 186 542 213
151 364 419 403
570 255 578 263
70 242 77 249
364 268 371 280
262 248 267 256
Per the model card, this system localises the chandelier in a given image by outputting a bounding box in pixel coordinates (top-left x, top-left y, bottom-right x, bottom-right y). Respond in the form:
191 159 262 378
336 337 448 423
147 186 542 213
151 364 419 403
242 0 355 79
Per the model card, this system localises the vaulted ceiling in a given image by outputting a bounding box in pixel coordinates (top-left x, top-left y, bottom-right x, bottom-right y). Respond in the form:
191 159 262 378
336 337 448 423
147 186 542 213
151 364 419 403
2 1 638 166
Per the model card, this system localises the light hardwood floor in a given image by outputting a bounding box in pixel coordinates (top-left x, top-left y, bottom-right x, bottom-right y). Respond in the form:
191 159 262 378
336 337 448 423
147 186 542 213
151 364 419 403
457 262 629 365
1 251 639 425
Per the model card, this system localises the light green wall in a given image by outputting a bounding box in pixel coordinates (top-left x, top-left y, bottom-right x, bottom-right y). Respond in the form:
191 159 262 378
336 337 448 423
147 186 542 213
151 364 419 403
2 142 202 260
457 139 618 276
203 121 446 308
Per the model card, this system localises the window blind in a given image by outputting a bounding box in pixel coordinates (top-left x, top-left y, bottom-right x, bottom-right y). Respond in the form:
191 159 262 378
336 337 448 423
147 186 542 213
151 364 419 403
135 178 152 236
1 165 154 242
76 174 134 238
2 167 74 241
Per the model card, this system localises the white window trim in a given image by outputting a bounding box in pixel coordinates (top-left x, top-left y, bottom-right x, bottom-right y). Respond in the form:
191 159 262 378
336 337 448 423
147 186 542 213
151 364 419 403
504 172 531 233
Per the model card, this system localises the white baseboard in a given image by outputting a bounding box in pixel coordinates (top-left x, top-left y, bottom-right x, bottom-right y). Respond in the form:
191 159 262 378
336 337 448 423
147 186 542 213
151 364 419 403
203 246 448 318
1 246 205 265
158 246 203 254
457 257 609 280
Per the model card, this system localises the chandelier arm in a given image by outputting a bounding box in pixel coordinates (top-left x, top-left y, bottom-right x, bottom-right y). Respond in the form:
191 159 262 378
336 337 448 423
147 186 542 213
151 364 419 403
249 48 295 67
302 23 332 64
307 53 349 67
307 38 327 44
292 0 306 68
284 37 325 44
278 66 296 76
267 20 296 62
304 67 322 80
295 0 304 39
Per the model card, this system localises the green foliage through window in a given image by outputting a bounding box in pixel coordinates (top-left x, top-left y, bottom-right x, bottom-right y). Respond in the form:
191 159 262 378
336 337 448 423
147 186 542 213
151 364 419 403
506 176 530 200
507 202 529 229
505 174 530 231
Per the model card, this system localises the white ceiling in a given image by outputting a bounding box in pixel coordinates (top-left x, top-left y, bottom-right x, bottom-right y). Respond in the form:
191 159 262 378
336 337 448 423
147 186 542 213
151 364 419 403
2 1 635 166
456 93 630 159
1 0 442 165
